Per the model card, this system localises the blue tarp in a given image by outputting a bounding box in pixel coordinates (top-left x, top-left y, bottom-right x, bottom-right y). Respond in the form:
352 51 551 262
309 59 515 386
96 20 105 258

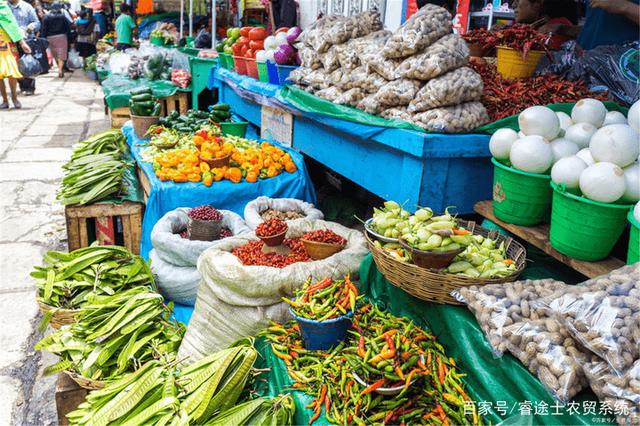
122 122 317 260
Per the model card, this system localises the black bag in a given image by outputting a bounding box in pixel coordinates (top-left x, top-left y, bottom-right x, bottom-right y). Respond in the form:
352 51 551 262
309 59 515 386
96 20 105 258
18 54 42 77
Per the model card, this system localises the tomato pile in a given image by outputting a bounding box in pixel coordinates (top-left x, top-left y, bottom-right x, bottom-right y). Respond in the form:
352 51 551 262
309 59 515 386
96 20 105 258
188 205 223 222
256 219 288 238
302 230 347 246
232 239 311 267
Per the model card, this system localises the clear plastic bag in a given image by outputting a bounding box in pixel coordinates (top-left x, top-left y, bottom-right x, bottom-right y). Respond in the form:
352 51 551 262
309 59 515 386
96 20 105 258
583 359 640 426
382 4 452 59
373 79 423 107
334 88 365 106
359 40 401 81
18 54 42 77
413 101 489 133
543 264 640 375
171 50 190 72
298 47 322 70
453 279 566 355
335 41 360 70
381 107 413 122
304 15 342 52
289 67 310 85
301 69 330 90
358 72 387 94
503 319 591 402
321 45 341 73
68 48 83 69
397 34 469 81
356 94 383 115
338 66 369 90
315 87 344 102
349 10 383 38
408 66 483 112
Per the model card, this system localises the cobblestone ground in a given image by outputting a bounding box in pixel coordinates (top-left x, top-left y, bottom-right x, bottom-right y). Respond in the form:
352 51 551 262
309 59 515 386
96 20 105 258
0 71 110 425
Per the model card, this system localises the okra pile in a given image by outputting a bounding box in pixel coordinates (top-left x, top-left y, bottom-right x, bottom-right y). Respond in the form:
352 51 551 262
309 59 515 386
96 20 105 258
284 276 360 321
261 304 481 425
33 246 155 312
58 129 131 205
66 338 295 426
36 287 184 383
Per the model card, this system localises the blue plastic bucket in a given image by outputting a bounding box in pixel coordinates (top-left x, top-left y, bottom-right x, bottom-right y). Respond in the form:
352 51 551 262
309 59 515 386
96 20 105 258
266 61 279 85
276 64 298 85
290 307 353 350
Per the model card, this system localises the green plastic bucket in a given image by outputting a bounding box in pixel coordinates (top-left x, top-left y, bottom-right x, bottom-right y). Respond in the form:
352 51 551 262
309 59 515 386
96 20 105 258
628 210 639 264
257 61 268 82
549 182 633 261
220 121 248 137
491 158 552 226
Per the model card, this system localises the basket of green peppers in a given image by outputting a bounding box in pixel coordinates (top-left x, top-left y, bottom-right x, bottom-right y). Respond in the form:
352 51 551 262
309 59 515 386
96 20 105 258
129 87 162 138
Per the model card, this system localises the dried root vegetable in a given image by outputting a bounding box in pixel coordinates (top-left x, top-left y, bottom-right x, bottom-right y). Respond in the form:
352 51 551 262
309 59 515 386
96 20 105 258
408 66 483 112
382 4 452 58
381 107 413 122
334 87 366 107
298 47 322 70
413 101 488 133
315 86 344 102
397 34 469 81
356 95 383 115
373 79 422 107
359 40 401 81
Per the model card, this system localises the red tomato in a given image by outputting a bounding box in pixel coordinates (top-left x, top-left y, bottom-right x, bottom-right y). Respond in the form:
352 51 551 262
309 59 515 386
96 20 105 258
240 27 252 37
275 27 289 34
237 36 250 46
240 44 248 56
232 43 243 56
249 40 264 51
245 49 254 58
248 27 267 40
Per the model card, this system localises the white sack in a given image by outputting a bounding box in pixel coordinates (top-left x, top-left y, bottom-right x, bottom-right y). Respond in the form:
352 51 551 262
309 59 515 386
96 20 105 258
243 196 324 230
149 249 201 306
151 208 251 267
178 219 368 360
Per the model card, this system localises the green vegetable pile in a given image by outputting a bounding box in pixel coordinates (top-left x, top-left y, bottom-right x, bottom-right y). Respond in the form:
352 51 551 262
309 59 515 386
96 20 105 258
399 207 471 253
443 235 517 278
66 337 295 425
129 87 161 117
57 129 131 205
33 246 155 312
159 110 215 133
368 201 410 239
145 52 172 80
36 286 184 383
209 103 232 122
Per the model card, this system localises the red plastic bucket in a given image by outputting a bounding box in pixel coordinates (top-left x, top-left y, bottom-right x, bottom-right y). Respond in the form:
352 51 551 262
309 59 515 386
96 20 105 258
245 58 259 79
233 56 247 75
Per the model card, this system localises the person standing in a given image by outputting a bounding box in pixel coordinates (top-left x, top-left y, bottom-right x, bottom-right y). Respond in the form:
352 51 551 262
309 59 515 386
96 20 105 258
578 0 639 49
75 9 97 58
115 3 135 51
8 0 39 95
0 1 31 109
41 2 71 78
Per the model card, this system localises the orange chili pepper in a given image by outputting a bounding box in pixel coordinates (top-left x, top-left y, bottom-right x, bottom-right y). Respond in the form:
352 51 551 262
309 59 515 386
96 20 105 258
452 228 472 235
361 378 385 395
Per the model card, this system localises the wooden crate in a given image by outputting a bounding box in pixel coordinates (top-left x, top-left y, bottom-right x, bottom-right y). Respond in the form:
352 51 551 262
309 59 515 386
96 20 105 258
160 91 189 116
136 166 151 203
56 374 87 425
65 202 143 254
109 106 131 128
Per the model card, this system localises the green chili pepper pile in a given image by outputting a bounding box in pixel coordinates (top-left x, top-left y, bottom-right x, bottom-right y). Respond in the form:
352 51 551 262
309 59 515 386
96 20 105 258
57 130 131 205
443 235 517 278
283 276 360 321
260 304 481 425
33 246 155 312
35 286 184 383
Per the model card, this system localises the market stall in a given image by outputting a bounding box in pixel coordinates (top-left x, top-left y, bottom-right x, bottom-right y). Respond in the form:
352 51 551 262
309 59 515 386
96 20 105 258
122 122 317 258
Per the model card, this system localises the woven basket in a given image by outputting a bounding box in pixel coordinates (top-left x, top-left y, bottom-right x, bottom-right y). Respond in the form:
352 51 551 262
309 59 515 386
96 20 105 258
37 301 79 329
64 370 105 390
366 220 527 305
131 115 160 139
188 217 222 241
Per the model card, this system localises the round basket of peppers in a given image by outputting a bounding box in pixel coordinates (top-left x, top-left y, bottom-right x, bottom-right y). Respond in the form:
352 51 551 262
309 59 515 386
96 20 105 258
255 218 288 246
301 230 347 260
284 276 359 350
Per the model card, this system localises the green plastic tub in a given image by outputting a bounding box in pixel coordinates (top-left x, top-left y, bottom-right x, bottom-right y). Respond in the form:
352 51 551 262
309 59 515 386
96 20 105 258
257 61 269 82
220 121 248 137
628 210 639 264
549 182 634 261
491 158 552 226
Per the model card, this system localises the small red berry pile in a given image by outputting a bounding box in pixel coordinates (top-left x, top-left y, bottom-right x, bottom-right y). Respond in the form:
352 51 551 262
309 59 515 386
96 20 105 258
302 230 347 246
256 219 288 238
188 205 223 222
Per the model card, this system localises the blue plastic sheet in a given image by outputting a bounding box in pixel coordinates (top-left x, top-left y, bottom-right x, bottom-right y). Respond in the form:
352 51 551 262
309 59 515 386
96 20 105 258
122 122 317 259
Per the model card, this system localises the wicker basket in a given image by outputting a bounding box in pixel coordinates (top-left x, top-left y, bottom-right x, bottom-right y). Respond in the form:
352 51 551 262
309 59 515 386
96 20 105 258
366 220 527 305
199 154 230 168
64 370 105 390
131 115 160 139
302 239 345 260
37 301 79 329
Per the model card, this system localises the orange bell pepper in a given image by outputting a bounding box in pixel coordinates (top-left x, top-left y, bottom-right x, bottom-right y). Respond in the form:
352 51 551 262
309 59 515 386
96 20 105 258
225 167 242 183
285 161 297 173
202 172 213 186
246 171 258 183
200 162 211 173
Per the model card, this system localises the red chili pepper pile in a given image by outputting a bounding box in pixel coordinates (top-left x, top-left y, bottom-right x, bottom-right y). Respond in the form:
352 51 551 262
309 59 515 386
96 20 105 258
470 60 608 121
232 238 311 267
256 218 288 238
464 24 550 58
462 27 497 52
302 230 347 246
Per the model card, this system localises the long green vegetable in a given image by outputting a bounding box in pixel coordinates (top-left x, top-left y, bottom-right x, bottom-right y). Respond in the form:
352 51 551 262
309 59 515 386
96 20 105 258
58 129 131 205
32 246 155 311
65 338 273 426
35 286 184 382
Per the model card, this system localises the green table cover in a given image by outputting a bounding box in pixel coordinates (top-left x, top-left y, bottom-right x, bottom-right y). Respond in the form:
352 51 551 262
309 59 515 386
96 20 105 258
101 74 190 110
256 253 613 425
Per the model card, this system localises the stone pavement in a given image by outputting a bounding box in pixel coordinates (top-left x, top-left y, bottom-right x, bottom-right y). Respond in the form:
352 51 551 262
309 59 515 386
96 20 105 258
0 71 110 425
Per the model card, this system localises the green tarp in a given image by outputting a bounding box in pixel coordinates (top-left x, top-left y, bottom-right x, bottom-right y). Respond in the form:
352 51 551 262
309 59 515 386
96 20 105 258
256 253 612 425
475 101 629 134
101 74 189 110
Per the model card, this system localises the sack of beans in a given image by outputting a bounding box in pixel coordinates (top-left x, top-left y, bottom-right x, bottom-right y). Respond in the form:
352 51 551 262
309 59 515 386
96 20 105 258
397 34 469 81
413 101 489 133
408 66 483 112
373 79 423 107
315 86 344 102
243 196 324 229
177 219 368 360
